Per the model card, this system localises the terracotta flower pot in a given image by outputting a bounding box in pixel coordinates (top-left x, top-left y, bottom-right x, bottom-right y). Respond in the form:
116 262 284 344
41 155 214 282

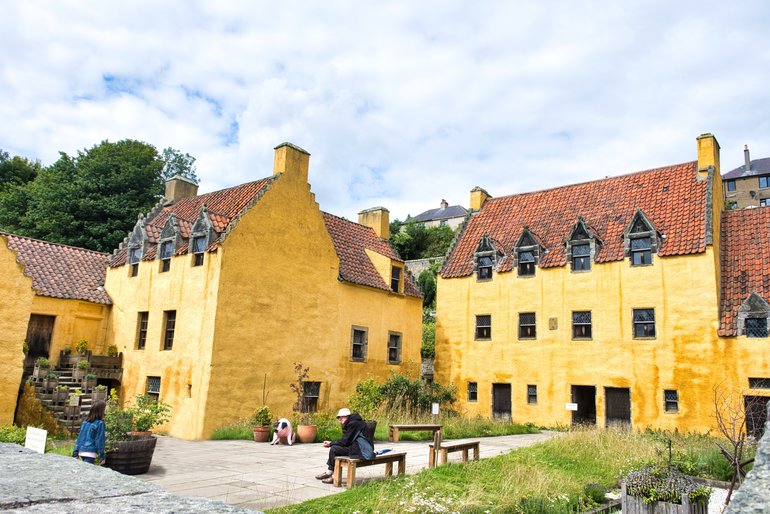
252 426 270 442
296 424 317 443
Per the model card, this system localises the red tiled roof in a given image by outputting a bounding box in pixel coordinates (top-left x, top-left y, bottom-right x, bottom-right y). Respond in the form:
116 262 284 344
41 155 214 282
111 178 273 266
442 161 709 278
2 232 111 304
719 208 770 336
322 212 422 298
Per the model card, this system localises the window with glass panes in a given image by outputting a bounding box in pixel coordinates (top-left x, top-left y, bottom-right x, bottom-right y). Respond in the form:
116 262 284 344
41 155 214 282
475 315 491 340
572 311 592 339
633 309 656 338
518 313 536 339
136 312 148 350
477 255 493 280
351 326 368 361
467 382 478 402
302 381 320 412
159 241 172 272
388 332 402 364
163 310 176 350
749 377 770 389
664 390 679 413
192 236 206 266
760 176 770 189
630 237 652 265
746 317 768 338
518 250 535 276
527 385 537 404
129 247 141 277
571 243 591 271
146 376 161 401
726 180 736 191
391 266 401 293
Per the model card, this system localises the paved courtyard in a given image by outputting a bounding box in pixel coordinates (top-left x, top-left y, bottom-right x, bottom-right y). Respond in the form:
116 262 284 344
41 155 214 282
138 432 560 511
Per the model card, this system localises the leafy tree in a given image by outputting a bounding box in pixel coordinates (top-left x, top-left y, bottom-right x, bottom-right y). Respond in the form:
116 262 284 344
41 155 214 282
160 147 198 182
418 269 437 308
390 221 456 260
0 150 41 191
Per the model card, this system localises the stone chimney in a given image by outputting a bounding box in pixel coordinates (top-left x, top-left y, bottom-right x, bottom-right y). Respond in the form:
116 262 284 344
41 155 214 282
440 199 449 209
273 142 310 183
358 207 390 239
470 186 491 211
744 144 751 175
164 175 199 203
696 133 721 177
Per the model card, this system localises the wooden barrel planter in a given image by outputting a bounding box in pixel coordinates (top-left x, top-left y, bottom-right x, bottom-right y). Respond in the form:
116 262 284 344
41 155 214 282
105 436 157 475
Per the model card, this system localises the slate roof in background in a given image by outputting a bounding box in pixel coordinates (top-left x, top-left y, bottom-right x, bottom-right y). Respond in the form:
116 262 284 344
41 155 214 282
442 161 709 278
2 232 111 304
718 207 770 336
110 178 274 266
411 204 468 223
322 212 422 298
722 156 770 179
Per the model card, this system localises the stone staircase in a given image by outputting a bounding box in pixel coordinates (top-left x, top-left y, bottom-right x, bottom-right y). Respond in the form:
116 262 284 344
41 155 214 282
30 368 102 436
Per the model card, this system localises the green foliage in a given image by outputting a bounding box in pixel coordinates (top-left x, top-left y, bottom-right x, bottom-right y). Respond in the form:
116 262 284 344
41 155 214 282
75 339 88 354
22 341 29 354
0 425 26 444
160 147 198 182
76 359 90 369
421 321 436 358
47 372 57 380
379 371 456 416
210 420 253 440
583 483 606 504
389 220 456 260
0 150 40 191
289 362 312 421
95 384 107 391
85 373 96 380
347 378 384 419
34 357 49 367
625 465 711 505
251 405 273 426
56 384 69 391
417 269 436 307
130 394 172 432
106 345 118 357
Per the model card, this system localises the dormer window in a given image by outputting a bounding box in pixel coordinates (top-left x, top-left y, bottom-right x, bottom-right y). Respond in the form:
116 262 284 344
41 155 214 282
737 293 770 338
571 244 590 270
514 228 541 277
624 210 659 266
473 234 501 281
518 251 535 276
128 247 141 277
566 216 599 273
192 236 206 266
391 266 402 293
159 241 173 272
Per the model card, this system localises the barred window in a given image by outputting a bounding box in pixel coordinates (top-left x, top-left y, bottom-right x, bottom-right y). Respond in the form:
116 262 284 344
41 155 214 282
146 376 161 401
633 309 656 338
388 332 402 364
572 311 592 339
664 389 679 413
746 318 768 338
136 312 148 350
527 385 537 405
302 381 320 412
749 377 770 389
631 237 652 266
351 326 368 362
475 315 491 340
477 255 493 280
518 251 535 276
571 244 591 271
518 312 536 339
192 236 206 267
468 382 478 402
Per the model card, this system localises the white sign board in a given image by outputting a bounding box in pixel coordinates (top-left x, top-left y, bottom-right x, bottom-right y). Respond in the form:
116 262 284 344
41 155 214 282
431 402 440 415
565 403 578 411
24 427 47 454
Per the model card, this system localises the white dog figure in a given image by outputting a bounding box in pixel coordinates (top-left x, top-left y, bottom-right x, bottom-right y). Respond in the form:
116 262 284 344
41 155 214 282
271 418 295 446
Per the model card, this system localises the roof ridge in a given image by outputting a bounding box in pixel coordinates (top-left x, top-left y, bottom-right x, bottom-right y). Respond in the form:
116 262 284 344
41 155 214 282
1 231 108 256
486 160 697 204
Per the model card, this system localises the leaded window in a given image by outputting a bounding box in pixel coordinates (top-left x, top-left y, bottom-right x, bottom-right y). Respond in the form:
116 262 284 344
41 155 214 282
477 255 493 280
518 312 536 339
518 251 535 276
192 236 206 266
572 243 591 271
475 315 491 340
527 385 537 405
468 382 478 402
633 309 656 338
351 326 368 361
137 312 148 350
664 390 679 413
749 377 770 389
631 237 652 266
160 241 172 272
746 317 768 338
146 376 161 401
572 311 592 339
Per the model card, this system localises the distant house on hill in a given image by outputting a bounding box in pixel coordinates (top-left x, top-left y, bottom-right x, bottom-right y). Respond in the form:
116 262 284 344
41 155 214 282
409 199 468 230
722 145 770 209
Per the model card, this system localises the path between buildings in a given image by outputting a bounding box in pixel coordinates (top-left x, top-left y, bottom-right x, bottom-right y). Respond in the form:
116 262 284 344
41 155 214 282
137 431 560 512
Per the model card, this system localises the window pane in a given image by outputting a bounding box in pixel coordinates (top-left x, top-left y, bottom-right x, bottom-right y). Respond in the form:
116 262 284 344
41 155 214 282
519 313 535 325
761 176 769 188
631 237 651 250
519 251 534 263
572 244 590 257
479 256 493 266
129 247 142 264
160 241 173 260
476 315 491 339
726 180 736 191
633 309 655 322
163 311 176 350
468 382 478 402
573 311 592 324
193 236 206 253
746 318 768 338
137 312 148 350
749 377 770 389
146 376 161 394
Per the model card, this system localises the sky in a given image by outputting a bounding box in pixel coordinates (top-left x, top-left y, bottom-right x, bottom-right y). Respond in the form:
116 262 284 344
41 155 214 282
2 1 770 222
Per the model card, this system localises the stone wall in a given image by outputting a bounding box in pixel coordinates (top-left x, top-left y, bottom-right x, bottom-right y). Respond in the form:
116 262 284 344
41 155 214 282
725 399 770 513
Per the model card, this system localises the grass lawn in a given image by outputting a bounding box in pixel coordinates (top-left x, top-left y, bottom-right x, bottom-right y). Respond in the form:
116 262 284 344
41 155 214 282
267 428 746 514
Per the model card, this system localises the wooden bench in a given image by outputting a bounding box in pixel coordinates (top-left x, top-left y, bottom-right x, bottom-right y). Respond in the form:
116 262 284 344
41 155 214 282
428 440 480 467
333 452 407 488
387 424 442 442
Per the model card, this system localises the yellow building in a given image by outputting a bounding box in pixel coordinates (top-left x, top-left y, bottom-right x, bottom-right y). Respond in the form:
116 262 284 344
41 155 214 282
0 233 111 424
105 143 423 440
435 134 770 433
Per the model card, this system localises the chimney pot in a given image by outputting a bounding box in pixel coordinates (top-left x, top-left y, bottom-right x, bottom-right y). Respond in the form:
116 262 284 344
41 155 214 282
744 144 751 175
440 199 449 209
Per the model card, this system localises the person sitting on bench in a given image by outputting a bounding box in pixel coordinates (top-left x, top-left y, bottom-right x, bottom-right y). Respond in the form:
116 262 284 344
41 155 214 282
315 408 372 484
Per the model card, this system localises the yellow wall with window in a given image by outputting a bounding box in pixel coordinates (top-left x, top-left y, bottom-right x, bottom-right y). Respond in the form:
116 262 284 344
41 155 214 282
29 297 110 359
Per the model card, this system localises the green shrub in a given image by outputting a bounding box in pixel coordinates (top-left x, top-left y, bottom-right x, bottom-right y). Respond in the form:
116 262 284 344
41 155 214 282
35 357 50 367
625 465 711 505
379 371 456 417
211 420 253 440
347 378 383 419
75 339 88 354
0 425 26 445
583 483 606 504
251 405 272 427
421 321 436 358
76 359 89 369
106 345 118 357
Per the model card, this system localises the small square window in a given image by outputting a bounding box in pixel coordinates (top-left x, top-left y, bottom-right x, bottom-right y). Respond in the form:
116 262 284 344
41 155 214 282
475 315 491 340
391 266 402 293
527 385 537 405
664 389 679 413
136 312 148 350
468 382 478 402
571 244 591 271
351 326 368 362
633 309 656 338
518 251 535 276
726 180 736 191
518 312 536 339
477 255 493 280
192 236 206 266
572 311 592 339
163 310 176 350
760 176 769 189
388 332 402 364
146 376 161 401
630 237 652 266
746 318 768 338
302 381 321 412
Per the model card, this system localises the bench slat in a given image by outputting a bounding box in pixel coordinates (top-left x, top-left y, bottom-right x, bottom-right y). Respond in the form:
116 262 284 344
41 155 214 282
333 453 407 488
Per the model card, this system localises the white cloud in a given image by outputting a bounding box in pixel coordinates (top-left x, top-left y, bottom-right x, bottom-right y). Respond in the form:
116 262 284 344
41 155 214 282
1 0 770 223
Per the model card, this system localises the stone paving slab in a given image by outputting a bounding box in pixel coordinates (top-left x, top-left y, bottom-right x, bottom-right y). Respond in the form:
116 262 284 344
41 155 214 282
138 431 559 511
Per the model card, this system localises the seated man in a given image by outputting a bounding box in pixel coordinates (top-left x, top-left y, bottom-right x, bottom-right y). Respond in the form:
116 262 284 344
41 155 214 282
315 407 367 484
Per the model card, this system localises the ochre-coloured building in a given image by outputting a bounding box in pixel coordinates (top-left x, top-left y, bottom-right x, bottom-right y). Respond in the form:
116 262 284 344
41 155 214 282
105 143 423 440
0 233 111 424
435 134 770 433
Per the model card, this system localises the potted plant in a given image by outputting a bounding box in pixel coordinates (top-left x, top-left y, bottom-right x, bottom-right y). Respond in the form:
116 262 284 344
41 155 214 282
68 388 83 407
92 384 108 402
623 465 711 513
42 371 58 392
129 394 172 437
290 362 317 443
33 357 50 380
82 372 97 391
53 384 69 403
72 359 90 381
75 338 89 355
107 345 118 357
22 341 29 355
251 405 273 442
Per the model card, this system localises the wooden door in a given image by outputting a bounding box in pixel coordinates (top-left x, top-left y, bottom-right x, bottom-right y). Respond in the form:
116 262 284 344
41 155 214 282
24 315 55 368
605 387 631 427
492 383 511 420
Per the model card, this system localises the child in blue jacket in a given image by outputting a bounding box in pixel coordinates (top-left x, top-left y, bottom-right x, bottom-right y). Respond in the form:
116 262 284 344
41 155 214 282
73 400 106 464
